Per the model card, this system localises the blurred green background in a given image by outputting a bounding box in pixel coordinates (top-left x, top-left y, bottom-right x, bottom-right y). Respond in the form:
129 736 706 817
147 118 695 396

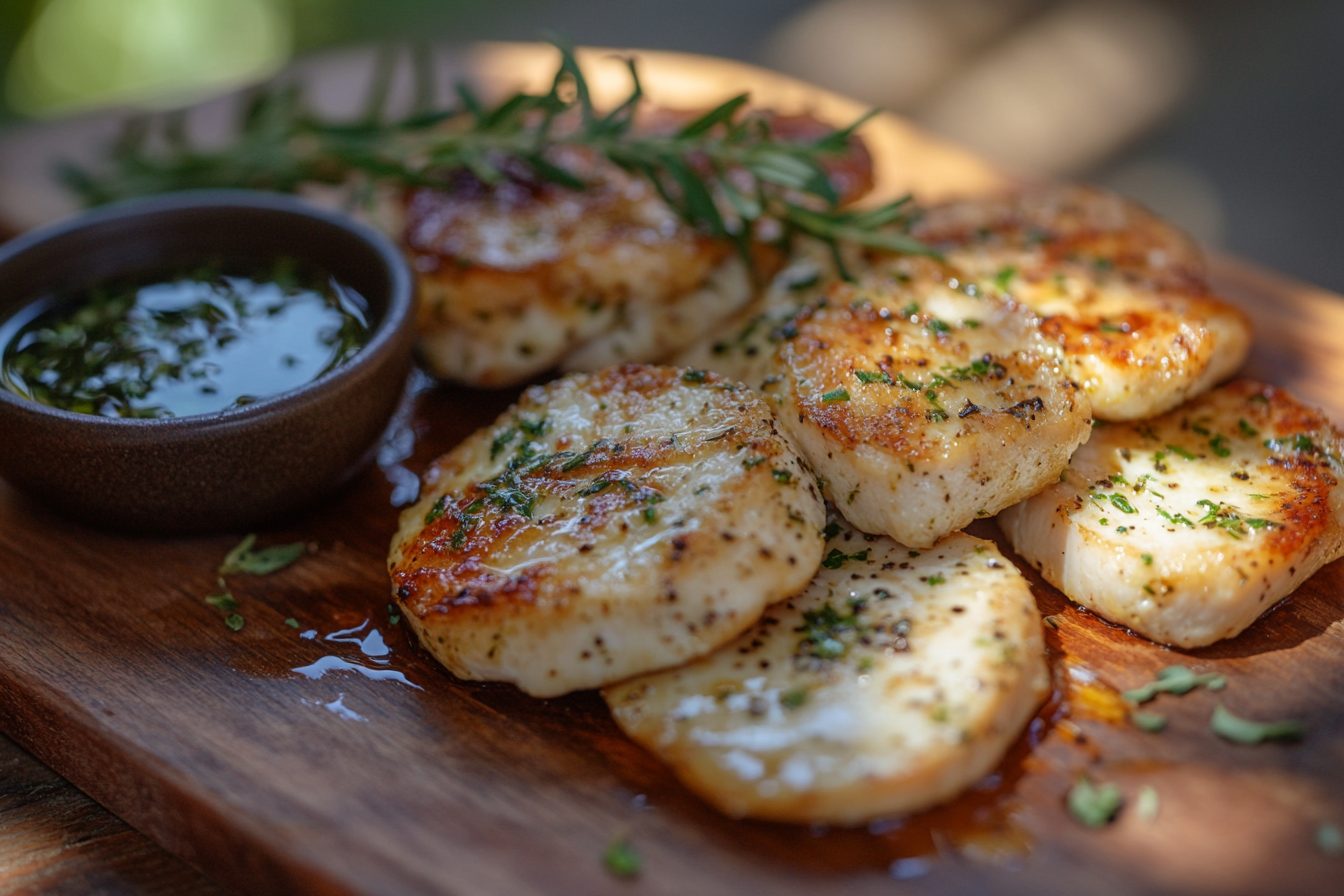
0 0 1340 292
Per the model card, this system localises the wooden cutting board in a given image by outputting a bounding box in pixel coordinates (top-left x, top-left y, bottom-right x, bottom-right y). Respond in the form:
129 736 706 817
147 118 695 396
0 45 1342 896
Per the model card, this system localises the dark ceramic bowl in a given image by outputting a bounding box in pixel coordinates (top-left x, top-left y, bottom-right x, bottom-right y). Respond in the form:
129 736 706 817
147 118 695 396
0 191 416 535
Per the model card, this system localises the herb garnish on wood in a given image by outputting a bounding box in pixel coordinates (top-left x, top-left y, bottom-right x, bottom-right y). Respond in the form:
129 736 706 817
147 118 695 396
58 43 931 276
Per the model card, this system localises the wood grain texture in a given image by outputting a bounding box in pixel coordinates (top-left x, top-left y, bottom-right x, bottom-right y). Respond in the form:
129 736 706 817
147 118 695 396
0 734 222 896
0 44 1342 896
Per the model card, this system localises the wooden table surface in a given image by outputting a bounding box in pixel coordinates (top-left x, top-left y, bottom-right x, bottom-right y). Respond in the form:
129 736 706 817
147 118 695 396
2 45 1344 896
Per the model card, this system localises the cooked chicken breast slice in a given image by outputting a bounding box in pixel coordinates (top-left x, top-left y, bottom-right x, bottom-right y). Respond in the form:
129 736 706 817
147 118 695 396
406 148 734 387
998 380 1344 647
407 110 874 388
910 184 1251 420
603 519 1049 825
388 364 826 697
765 257 1092 548
559 253 752 373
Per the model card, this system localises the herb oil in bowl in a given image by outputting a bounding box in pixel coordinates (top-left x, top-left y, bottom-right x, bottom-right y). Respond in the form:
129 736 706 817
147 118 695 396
0 257 371 418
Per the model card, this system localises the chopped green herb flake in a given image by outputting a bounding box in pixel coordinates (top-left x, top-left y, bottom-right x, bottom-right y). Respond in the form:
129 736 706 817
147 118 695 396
224 613 245 632
927 319 952 335
205 592 238 612
899 302 920 318
284 617 299 628
518 417 547 439
1123 665 1225 703
602 838 642 878
1166 444 1197 461
1108 494 1137 514
489 428 517 460
821 387 850 402
1239 419 1259 437
855 370 892 385
1067 775 1123 828
993 266 1016 291
1142 553 1153 566
1156 507 1194 528
796 601 868 659
1131 710 1167 732
821 548 869 569
780 688 808 709
425 496 448 525
926 573 945 586
771 468 793 484
1210 704 1303 744
681 368 707 384
219 534 306 576
743 456 767 469
1209 435 1231 457
822 522 842 540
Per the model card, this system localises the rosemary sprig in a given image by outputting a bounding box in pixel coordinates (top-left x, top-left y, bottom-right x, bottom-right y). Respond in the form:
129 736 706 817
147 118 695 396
58 42 930 271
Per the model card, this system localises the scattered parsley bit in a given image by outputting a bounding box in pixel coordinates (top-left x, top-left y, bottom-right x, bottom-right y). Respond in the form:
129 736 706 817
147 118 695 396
855 370 893 385
821 548 870 569
225 613 245 632
1317 823 1344 857
924 389 948 422
681 369 707 384
1265 433 1316 453
1099 321 1126 333
219 534 306 576
926 573 945 586
284 617 299 628
387 604 401 626
1131 710 1167 732
742 456 767 469
489 427 517 460
962 319 980 328
908 551 920 558
1238 418 1259 437
518 416 548 439
602 837 642 879
205 591 238 612
821 387 850 402
1166 444 1198 461
771 468 793 484
1142 553 1153 566
797 602 866 659
1067 775 1123 828
927 319 952 335
1156 506 1194 528
1105 494 1137 514
780 688 808 709
642 494 664 524
424 496 448 524
899 302 920 318
822 521 842 540
1209 435 1231 457
993 266 1016 291
1123 665 1225 703
1136 785 1160 823
1210 703 1303 744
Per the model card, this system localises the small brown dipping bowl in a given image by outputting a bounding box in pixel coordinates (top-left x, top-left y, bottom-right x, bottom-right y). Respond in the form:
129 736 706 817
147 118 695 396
0 191 416 534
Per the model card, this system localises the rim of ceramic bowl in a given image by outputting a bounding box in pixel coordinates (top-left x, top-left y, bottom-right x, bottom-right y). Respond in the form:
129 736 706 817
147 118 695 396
0 189 414 429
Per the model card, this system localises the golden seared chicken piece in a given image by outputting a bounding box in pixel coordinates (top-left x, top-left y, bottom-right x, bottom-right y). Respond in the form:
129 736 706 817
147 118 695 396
604 517 1049 825
910 184 1252 420
999 381 1344 647
405 149 742 387
765 257 1092 548
407 112 874 387
389 364 826 697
